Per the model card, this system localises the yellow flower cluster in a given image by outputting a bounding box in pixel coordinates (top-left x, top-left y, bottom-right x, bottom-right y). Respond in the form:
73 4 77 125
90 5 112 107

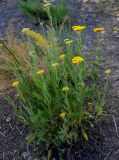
72 25 86 32
37 69 44 75
60 112 66 118
72 56 84 64
93 27 105 32
12 81 19 87
21 28 46 50
59 54 65 60
105 69 111 75
71 25 105 33
51 63 58 67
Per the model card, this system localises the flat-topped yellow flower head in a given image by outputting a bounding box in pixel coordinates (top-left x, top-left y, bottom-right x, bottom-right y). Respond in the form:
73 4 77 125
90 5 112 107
60 112 66 118
72 25 86 31
105 69 111 75
72 56 84 64
12 81 20 87
93 27 105 32
51 63 58 67
37 69 44 75
59 54 65 60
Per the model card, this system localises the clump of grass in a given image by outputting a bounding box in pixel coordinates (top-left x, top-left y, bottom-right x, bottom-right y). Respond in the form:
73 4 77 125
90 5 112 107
0 25 107 158
20 0 68 24
49 2 68 25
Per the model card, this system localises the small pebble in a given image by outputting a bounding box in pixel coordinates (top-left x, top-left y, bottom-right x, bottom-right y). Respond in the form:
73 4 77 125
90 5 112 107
5 117 12 123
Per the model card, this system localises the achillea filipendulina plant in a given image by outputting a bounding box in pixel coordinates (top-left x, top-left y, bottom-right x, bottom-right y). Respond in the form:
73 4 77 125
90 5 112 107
0 26 107 158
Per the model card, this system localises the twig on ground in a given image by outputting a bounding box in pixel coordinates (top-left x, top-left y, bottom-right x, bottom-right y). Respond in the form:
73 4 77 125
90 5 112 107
101 113 119 139
0 131 6 137
104 152 111 160
112 115 119 139
15 126 23 135
9 123 13 130
15 126 20 132
114 148 119 154
2 152 5 159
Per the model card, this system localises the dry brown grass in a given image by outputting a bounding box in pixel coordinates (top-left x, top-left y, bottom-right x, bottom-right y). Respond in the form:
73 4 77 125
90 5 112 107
0 35 47 91
0 37 33 90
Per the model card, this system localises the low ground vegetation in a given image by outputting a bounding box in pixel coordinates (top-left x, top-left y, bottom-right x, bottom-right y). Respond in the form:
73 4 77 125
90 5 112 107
20 0 68 24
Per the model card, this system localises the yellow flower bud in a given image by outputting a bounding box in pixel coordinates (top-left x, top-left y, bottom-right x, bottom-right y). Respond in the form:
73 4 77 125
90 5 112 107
105 69 111 75
59 54 65 60
60 112 66 118
37 69 44 75
62 87 69 92
51 63 58 67
12 81 20 87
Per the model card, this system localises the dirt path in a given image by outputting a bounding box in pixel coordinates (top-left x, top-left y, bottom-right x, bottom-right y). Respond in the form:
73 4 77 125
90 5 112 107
0 0 119 159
